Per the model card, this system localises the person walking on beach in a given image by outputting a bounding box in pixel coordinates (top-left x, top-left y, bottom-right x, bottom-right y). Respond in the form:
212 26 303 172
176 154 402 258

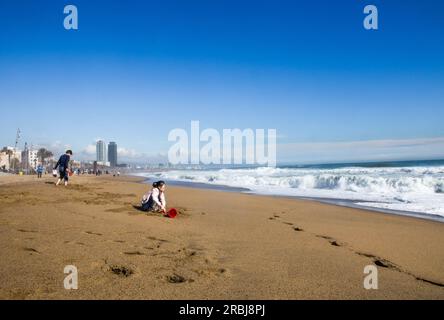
54 150 72 186
36 164 44 178
141 181 167 214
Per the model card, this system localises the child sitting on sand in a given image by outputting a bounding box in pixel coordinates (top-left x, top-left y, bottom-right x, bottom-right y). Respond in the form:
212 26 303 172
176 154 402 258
141 181 167 214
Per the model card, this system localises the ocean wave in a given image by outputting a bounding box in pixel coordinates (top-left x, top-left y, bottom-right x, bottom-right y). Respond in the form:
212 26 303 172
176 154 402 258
138 165 444 217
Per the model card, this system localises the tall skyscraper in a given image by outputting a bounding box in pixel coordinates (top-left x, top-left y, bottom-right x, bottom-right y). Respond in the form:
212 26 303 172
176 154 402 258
96 140 107 162
108 142 118 167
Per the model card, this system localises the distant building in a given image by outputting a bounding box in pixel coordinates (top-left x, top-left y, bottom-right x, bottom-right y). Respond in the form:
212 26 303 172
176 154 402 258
24 150 38 169
108 142 118 167
21 143 39 170
96 140 107 162
1 146 22 171
0 152 9 171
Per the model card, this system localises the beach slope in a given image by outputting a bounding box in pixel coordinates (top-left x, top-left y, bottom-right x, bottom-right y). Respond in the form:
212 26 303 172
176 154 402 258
0 175 443 299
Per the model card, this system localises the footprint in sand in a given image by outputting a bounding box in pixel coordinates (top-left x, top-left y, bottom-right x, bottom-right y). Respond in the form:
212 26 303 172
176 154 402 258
84 231 103 236
355 252 398 270
108 265 134 277
268 213 305 232
374 259 393 268
316 235 344 247
23 247 40 254
166 274 186 284
193 267 227 277
187 251 197 257
416 277 444 287
17 229 38 233
123 251 145 256
355 251 444 287
329 240 341 247
217 268 227 274
316 235 334 240
307 234 444 289
146 236 169 243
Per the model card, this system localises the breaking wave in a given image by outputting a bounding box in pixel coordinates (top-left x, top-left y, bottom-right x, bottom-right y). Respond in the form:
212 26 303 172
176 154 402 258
139 165 444 218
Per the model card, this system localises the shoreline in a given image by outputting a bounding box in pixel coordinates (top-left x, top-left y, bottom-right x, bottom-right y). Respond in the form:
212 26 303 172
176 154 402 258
135 175 444 224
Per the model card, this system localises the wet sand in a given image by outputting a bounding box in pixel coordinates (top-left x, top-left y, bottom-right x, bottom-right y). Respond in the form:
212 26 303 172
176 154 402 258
0 174 443 299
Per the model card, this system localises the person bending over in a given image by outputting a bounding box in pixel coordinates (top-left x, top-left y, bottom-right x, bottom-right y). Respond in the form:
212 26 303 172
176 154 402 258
54 150 72 186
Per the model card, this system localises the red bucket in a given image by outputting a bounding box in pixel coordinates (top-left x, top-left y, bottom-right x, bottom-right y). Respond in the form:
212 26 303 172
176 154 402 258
165 208 177 218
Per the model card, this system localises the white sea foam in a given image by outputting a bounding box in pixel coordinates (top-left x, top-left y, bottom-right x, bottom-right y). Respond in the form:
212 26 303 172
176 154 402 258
137 165 444 217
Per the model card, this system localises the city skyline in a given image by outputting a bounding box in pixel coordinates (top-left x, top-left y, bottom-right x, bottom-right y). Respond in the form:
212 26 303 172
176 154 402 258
95 140 119 167
0 134 165 166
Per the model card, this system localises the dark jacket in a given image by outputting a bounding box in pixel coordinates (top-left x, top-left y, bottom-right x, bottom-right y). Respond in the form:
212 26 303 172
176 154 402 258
54 154 70 171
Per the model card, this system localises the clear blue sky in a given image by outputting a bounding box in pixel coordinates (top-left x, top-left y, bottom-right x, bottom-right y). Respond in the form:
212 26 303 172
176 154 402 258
1 0 443 163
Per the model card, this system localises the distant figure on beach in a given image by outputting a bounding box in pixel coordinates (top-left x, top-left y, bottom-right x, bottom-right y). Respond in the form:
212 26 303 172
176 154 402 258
54 150 73 186
36 164 44 178
141 181 167 214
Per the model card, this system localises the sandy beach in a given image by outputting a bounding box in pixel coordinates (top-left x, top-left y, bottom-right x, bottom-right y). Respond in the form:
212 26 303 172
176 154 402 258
0 174 443 300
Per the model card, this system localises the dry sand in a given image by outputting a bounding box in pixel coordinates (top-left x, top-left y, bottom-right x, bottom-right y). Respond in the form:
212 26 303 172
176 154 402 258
0 174 443 299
